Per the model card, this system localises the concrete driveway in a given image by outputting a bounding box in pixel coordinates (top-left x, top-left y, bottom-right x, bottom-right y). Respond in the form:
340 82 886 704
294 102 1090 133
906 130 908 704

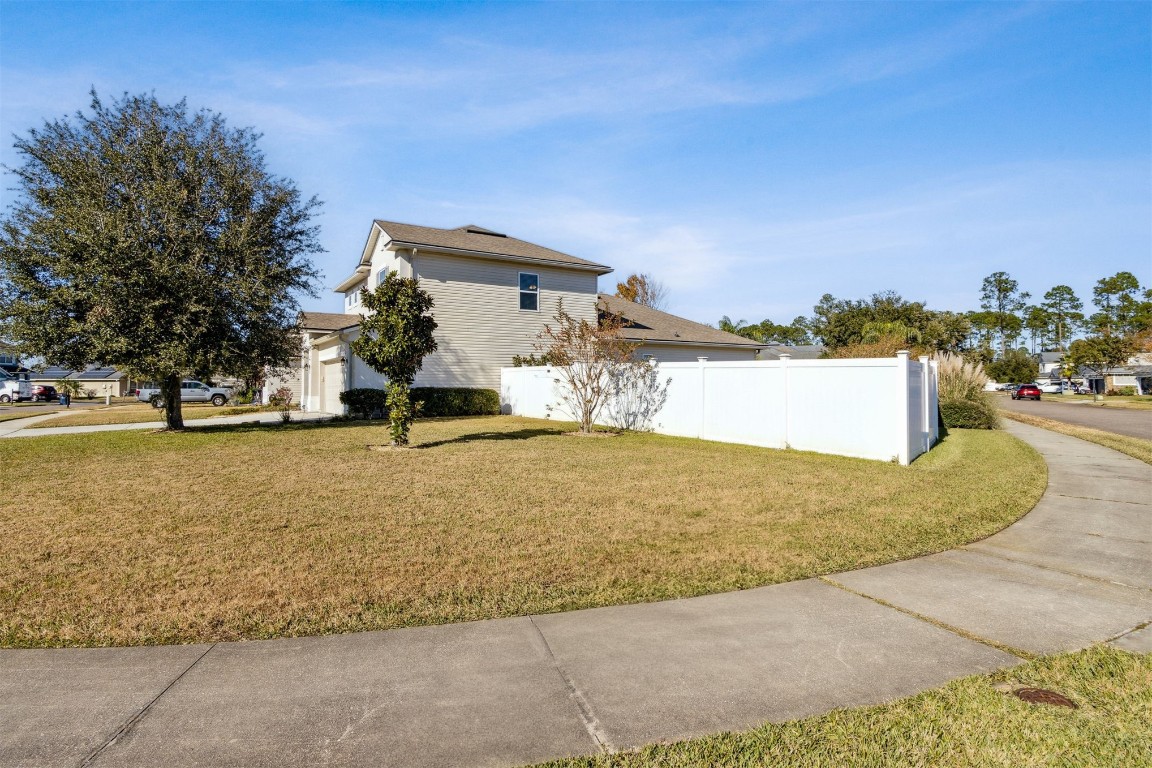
996 395 1152 439
1 421 1148 768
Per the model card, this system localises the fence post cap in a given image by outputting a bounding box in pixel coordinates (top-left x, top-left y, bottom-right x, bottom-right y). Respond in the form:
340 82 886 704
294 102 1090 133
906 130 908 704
697 356 709 362
779 353 792 361
896 350 910 359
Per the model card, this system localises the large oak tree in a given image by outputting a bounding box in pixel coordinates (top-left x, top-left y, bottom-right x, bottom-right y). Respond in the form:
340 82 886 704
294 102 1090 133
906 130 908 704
0 92 321 428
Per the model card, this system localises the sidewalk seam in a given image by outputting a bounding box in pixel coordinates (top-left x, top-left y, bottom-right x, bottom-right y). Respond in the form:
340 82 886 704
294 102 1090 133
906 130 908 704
819 577 1033 660
528 616 614 754
960 544 1152 593
1050 493 1151 507
79 643 217 767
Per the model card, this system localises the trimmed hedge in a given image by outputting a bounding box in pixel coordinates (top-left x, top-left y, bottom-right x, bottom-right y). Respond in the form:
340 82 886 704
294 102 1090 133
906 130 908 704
411 387 500 417
338 387 501 419
339 388 388 419
939 398 999 430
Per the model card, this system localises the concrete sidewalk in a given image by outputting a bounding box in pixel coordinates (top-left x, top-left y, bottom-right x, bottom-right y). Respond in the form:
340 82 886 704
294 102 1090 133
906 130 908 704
1 422 1149 768
0 408 333 438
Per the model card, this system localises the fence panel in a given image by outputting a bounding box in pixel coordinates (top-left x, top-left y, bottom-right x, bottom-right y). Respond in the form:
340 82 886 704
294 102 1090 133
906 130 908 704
500 353 938 464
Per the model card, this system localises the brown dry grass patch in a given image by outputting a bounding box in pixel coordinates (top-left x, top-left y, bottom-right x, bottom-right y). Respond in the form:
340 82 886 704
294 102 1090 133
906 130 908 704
1054 394 1152 410
1000 410 1152 465
0 416 1045 648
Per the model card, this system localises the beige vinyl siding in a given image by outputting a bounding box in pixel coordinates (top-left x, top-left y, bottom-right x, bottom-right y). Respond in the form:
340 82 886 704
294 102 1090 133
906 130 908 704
634 344 760 363
264 358 304 405
413 252 599 389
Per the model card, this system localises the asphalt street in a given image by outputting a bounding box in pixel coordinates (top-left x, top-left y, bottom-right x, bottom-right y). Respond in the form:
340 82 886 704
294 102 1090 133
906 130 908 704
996 395 1152 440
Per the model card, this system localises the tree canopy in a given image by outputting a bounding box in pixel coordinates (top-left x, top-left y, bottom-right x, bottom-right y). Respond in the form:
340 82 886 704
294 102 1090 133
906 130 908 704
615 272 668 311
1040 285 1084 350
0 91 321 428
979 271 1030 356
803 290 966 353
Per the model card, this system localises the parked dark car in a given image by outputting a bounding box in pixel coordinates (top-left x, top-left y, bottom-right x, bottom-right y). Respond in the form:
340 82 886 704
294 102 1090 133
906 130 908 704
1011 384 1042 401
30 384 57 402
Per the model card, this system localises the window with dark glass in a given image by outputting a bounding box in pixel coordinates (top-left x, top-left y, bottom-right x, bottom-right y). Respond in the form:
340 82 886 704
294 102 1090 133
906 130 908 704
519 273 539 311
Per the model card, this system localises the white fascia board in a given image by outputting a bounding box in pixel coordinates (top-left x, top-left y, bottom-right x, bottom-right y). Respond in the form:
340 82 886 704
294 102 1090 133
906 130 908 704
334 267 371 293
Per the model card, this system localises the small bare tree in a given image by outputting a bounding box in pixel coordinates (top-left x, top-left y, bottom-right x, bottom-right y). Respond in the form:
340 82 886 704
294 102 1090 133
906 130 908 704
538 301 648 434
615 273 669 311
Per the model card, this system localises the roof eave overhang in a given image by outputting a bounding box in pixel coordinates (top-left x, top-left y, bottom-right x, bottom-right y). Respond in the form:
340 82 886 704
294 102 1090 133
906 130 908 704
334 267 371 293
622 338 767 350
386 240 613 275
311 325 361 345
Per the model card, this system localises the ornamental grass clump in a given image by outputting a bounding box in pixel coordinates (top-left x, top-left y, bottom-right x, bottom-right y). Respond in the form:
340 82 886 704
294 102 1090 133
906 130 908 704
934 352 998 429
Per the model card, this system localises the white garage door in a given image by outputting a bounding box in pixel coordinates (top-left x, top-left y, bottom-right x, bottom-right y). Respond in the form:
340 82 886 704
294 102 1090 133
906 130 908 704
321 360 344 414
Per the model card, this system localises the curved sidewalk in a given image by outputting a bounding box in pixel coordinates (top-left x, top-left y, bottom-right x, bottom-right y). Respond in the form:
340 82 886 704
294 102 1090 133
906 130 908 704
2 421 1149 768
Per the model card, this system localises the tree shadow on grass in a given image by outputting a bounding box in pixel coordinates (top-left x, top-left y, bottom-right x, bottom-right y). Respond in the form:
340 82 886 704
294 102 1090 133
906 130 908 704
184 418 368 437
415 428 563 449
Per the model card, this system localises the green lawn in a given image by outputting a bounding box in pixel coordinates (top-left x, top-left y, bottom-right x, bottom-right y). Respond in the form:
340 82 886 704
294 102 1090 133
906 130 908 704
533 645 1151 768
0 416 1046 648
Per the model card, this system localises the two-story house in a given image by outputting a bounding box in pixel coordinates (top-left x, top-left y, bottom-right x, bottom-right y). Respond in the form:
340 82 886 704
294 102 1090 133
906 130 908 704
270 220 764 413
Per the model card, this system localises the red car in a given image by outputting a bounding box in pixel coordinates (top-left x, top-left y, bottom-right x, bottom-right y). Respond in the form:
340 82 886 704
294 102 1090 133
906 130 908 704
30 384 58 402
1011 384 1041 401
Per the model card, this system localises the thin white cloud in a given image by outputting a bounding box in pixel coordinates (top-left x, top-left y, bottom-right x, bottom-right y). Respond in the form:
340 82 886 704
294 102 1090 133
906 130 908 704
190 2 1043 139
422 158 1149 326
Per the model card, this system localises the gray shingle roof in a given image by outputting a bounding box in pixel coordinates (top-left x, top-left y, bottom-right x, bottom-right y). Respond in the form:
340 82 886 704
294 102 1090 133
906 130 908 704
27 366 74 381
70 367 125 381
597 294 765 348
760 344 827 360
375 220 612 274
300 312 361 332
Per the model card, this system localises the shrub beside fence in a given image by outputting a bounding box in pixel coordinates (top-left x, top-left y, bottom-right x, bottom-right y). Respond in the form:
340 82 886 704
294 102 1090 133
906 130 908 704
339 387 500 419
411 387 500 417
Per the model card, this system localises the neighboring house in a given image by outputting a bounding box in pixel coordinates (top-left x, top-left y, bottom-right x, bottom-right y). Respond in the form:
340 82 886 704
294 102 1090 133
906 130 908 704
26 366 74 385
25 366 132 397
1037 351 1064 377
69 367 132 397
760 344 827 360
281 219 767 414
1081 352 1152 395
0 353 23 375
598 293 765 362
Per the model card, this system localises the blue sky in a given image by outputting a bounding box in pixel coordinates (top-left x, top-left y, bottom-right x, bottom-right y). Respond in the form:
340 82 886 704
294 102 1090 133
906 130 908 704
2 1 1149 326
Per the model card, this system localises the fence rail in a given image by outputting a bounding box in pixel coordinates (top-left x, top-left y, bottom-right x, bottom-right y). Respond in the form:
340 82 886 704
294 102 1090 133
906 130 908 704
500 352 939 464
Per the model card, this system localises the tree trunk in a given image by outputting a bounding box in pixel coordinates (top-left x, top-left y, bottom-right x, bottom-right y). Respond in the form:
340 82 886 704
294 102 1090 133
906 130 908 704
161 373 185 430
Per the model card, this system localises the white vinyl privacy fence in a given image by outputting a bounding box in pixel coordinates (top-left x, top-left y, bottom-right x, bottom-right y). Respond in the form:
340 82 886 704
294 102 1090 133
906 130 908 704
501 352 939 464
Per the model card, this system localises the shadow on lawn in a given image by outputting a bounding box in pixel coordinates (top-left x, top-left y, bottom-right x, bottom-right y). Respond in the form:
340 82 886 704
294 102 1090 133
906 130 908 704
416 427 563 449
184 418 365 436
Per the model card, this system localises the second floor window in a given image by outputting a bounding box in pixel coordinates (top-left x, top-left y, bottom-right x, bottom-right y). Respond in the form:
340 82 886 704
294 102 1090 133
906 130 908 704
519 273 539 311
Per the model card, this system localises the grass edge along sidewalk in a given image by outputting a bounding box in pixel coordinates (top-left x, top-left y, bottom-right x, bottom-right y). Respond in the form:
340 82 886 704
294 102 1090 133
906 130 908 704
1000 410 1152 466
531 645 1151 768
